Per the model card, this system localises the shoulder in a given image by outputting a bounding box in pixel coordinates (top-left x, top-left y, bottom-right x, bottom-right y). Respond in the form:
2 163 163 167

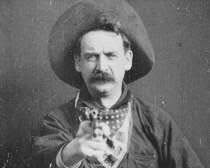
132 95 176 132
46 99 75 120
43 98 79 132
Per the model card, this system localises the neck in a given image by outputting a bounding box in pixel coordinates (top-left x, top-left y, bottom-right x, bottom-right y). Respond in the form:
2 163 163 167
96 90 122 109
90 85 123 109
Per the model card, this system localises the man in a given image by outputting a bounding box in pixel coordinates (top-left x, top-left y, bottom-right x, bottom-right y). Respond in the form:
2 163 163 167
33 0 204 168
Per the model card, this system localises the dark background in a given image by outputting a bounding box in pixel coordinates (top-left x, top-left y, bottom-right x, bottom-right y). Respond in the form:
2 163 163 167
0 0 209 167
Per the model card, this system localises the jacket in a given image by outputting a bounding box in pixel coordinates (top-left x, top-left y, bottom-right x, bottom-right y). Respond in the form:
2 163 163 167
33 85 204 168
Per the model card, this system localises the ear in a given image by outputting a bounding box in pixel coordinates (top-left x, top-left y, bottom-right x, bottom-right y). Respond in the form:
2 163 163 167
74 54 81 72
124 50 133 71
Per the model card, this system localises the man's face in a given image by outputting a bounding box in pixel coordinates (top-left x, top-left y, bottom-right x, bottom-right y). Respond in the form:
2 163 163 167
75 30 133 96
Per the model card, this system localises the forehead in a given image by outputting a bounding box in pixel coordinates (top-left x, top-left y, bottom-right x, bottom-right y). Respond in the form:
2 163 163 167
80 30 124 53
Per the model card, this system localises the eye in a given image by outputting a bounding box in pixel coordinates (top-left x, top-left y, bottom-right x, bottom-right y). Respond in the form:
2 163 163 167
106 52 118 59
85 53 98 61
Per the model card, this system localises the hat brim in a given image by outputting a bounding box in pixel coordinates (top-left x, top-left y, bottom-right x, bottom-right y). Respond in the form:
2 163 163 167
48 0 155 88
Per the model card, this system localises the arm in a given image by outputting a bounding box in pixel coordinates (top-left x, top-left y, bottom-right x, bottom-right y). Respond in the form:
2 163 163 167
32 104 79 168
159 115 204 168
32 104 111 168
136 98 204 168
149 106 205 168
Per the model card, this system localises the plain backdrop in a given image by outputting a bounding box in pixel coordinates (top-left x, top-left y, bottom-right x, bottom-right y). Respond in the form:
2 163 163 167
0 0 209 167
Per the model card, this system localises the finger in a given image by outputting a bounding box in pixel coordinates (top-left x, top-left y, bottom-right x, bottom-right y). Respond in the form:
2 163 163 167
81 147 105 159
99 123 110 136
79 141 105 156
77 134 92 142
86 140 109 151
80 145 95 157
93 128 104 137
94 122 110 137
92 150 106 161
77 121 92 137
80 121 92 131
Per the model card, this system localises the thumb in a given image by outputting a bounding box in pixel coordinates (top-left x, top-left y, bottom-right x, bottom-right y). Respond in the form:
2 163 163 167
76 121 92 137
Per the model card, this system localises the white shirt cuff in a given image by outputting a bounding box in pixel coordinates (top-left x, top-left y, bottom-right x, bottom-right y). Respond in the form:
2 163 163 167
56 145 82 168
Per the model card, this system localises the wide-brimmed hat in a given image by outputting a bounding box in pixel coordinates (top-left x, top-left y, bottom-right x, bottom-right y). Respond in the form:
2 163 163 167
48 0 155 88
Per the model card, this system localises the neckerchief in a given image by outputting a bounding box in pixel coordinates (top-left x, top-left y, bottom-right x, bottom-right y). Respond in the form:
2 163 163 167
74 83 133 168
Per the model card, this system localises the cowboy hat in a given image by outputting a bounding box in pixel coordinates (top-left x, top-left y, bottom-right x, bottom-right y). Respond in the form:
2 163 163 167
48 0 155 88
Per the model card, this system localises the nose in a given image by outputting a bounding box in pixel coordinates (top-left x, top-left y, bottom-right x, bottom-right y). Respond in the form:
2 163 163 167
96 54 108 72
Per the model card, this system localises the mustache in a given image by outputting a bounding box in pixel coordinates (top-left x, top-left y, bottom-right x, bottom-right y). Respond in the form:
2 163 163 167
89 72 115 83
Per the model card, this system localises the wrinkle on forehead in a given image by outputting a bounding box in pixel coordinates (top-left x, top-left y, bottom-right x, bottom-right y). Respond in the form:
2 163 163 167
80 30 124 54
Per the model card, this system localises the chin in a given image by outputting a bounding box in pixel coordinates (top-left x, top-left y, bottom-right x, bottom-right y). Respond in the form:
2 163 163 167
90 83 114 96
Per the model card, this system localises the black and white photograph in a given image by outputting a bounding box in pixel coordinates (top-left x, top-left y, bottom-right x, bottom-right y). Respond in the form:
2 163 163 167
0 0 209 168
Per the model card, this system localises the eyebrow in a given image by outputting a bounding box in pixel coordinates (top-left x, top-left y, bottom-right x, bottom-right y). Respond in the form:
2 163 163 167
83 52 99 56
104 51 118 55
83 51 119 55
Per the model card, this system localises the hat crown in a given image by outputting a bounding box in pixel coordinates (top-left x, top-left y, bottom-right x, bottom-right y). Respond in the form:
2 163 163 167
97 12 122 32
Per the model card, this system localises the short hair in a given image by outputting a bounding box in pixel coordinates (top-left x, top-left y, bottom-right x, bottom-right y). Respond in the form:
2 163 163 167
73 22 131 57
